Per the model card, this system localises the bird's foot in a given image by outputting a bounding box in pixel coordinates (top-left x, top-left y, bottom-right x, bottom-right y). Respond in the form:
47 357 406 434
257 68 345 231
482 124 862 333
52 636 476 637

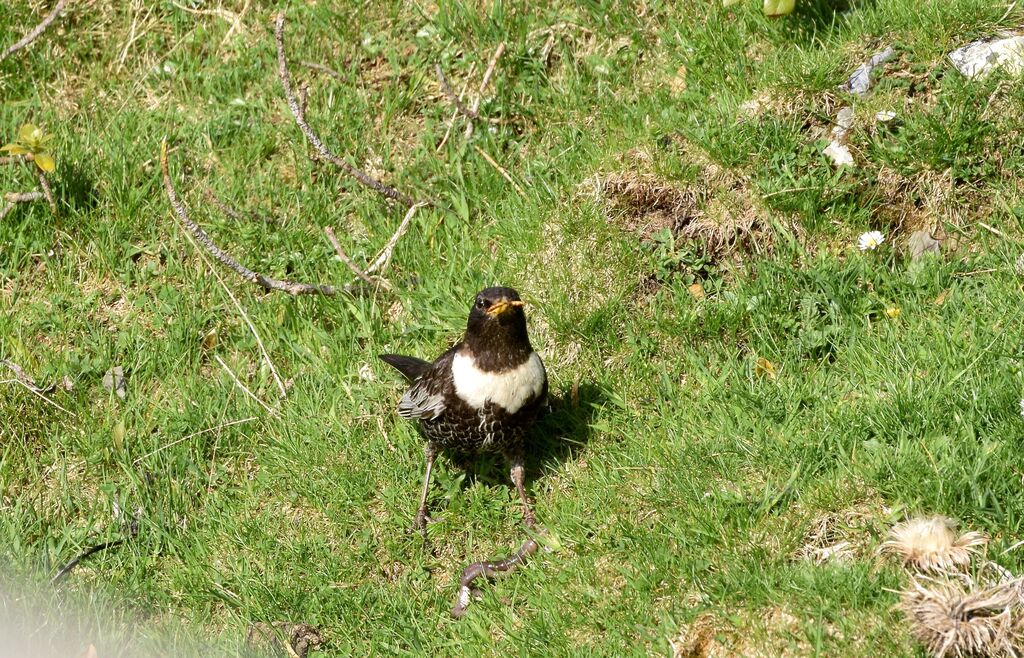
408 509 435 553
409 508 433 533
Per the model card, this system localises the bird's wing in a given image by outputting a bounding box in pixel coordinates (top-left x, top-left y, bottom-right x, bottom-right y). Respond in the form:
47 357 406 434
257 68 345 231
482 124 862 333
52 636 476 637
379 353 433 383
396 347 456 420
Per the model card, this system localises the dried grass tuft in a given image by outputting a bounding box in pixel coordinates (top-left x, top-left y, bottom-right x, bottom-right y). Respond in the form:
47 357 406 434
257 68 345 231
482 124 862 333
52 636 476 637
883 517 988 573
594 146 784 265
901 576 1024 658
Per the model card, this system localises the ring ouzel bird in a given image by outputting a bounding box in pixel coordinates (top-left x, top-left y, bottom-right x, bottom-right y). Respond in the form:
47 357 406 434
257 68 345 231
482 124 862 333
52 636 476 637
380 286 547 535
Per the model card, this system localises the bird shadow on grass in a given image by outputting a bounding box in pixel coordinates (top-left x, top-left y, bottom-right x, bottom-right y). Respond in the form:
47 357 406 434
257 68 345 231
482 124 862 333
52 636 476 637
450 382 604 494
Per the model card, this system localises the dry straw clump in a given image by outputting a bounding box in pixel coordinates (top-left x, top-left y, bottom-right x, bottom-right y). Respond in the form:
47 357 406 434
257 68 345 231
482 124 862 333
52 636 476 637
883 516 988 573
901 576 1024 658
591 145 785 266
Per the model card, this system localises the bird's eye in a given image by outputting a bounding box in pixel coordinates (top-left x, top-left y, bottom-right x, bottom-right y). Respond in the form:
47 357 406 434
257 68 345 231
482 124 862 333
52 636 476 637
475 297 485 309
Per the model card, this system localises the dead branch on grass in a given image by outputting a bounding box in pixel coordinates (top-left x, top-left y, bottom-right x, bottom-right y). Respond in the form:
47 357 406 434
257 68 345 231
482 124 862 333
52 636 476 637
215 355 277 416
36 170 57 214
0 153 36 166
203 187 273 224
324 226 382 289
0 0 67 64
1 359 75 415
161 140 338 296
300 60 345 82
435 64 477 119
274 12 417 208
464 43 505 139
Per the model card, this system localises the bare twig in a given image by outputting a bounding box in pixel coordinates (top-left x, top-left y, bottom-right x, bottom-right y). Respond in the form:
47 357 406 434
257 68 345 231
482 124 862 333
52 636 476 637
324 226 384 289
978 221 1006 238
203 188 273 224
160 140 337 296
0 153 35 166
133 416 256 465
298 82 310 118
2 359 37 387
274 12 416 207
215 355 277 416
201 258 289 399
435 64 477 119
0 0 67 64
1 360 75 416
37 170 57 214
464 43 506 139
364 202 427 275
300 60 345 82
472 145 525 197
4 191 44 203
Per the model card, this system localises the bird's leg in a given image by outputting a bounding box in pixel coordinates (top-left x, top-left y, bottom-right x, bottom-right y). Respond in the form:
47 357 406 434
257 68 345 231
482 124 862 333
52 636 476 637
411 442 437 538
509 454 535 529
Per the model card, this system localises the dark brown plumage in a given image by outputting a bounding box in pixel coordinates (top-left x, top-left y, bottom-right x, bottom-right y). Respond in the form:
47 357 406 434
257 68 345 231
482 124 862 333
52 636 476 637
380 287 548 532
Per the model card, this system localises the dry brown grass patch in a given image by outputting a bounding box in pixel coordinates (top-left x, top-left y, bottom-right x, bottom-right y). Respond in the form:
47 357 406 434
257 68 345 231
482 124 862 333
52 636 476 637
902 576 1024 658
883 516 988 574
794 503 888 565
593 146 785 272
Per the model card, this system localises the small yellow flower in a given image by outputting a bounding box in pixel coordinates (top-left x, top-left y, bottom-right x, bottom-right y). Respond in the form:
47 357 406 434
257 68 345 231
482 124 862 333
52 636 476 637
885 306 901 318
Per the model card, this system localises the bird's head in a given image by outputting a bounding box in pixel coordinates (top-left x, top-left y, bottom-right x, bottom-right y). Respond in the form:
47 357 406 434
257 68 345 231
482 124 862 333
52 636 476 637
464 287 531 361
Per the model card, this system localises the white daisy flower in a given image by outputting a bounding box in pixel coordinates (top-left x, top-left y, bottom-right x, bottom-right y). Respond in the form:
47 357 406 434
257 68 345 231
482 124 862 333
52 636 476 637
858 230 885 251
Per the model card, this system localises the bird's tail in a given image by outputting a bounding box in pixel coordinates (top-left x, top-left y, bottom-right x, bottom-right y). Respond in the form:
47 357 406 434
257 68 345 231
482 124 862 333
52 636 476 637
378 354 432 382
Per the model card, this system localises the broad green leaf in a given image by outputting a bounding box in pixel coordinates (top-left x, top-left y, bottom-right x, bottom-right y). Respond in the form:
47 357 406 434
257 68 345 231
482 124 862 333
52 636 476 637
764 0 795 16
33 152 55 172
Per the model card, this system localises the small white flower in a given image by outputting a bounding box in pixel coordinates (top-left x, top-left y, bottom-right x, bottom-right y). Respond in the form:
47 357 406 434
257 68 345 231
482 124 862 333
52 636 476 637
1019 398 1024 418
858 230 885 251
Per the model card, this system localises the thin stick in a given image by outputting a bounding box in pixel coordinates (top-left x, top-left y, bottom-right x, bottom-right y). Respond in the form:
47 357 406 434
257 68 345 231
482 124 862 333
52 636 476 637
4 377 75 416
203 188 273 223
3 191 44 203
435 64 477 119
161 140 337 296
215 355 276 416
364 202 427 275
0 153 35 166
1 359 37 387
0 0 67 64
0 191 44 220
274 13 416 208
472 145 525 197
1 360 74 415
37 171 57 214
465 43 505 139
324 226 385 289
206 263 288 399
978 222 1006 238
133 416 256 465
300 60 345 82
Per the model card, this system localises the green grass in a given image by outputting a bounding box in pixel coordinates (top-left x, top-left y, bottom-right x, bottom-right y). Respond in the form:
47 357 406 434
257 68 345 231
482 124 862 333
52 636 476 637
3 0 1024 655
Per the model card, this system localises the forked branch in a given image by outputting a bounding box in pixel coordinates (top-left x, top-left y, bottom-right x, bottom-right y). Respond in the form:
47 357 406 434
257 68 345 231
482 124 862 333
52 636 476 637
0 0 67 64
274 12 416 208
160 140 337 296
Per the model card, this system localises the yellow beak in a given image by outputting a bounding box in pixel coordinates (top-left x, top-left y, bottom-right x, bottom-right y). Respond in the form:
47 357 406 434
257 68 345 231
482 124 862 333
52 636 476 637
486 299 525 317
